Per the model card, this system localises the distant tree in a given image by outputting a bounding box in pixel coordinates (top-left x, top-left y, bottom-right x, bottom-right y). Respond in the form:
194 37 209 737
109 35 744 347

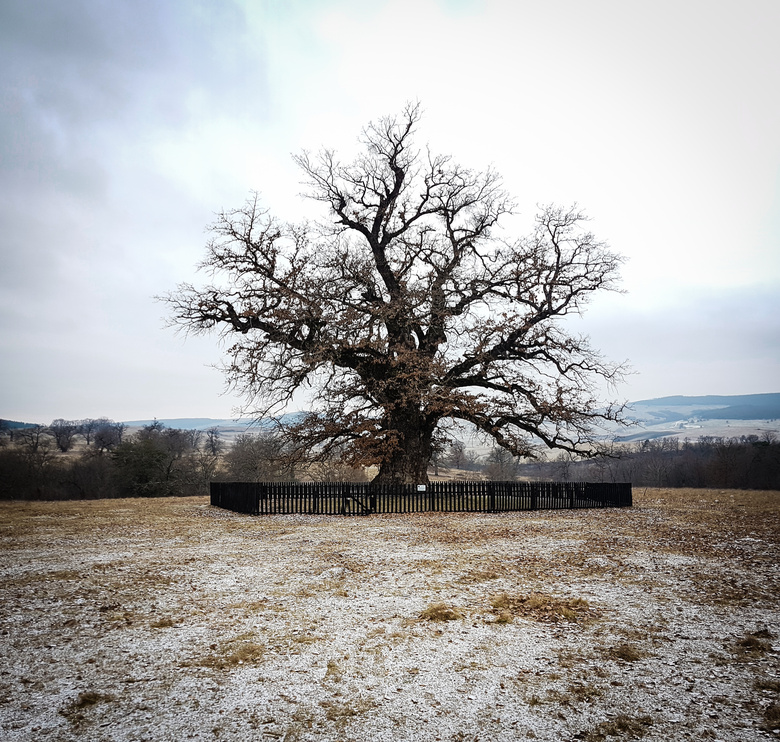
49 419 79 452
93 419 125 453
552 450 575 481
639 438 679 487
0 447 30 498
430 448 443 477
0 420 10 448
112 436 172 497
563 433 780 489
164 103 627 483
65 452 117 499
164 426 224 489
190 438 222 487
204 427 224 456
463 449 484 473
112 423 200 497
762 430 778 445
3 425 56 498
77 418 100 446
446 440 467 470
223 432 291 482
16 425 52 455
483 446 520 480
308 446 369 483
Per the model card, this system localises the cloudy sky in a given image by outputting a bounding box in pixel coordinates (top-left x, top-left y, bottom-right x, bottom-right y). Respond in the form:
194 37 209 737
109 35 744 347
1 0 778 424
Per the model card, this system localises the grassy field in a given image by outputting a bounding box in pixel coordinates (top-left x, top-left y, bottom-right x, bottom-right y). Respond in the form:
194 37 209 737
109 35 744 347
0 488 778 741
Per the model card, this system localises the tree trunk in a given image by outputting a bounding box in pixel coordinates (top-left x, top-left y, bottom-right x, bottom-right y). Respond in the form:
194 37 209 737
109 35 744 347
373 410 434 485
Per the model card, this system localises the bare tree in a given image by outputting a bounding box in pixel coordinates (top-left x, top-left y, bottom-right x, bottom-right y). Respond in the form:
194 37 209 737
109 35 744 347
49 419 78 453
164 104 627 484
308 445 369 483
78 418 99 446
223 432 290 482
93 419 125 454
14 425 55 484
552 451 575 481
446 440 467 470
204 427 224 456
16 425 52 455
483 446 520 481
0 420 11 448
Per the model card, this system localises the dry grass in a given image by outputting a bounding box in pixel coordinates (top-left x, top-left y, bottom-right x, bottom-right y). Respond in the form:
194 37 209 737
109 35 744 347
418 602 464 621
489 592 596 623
604 643 645 663
190 636 266 670
732 630 774 659
0 489 778 741
58 690 115 727
762 702 780 731
319 697 376 722
150 616 177 628
634 488 780 544
583 714 653 741
457 565 505 583
566 681 604 703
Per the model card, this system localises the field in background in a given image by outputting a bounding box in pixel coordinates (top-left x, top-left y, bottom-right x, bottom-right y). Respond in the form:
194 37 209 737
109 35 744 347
1 489 778 741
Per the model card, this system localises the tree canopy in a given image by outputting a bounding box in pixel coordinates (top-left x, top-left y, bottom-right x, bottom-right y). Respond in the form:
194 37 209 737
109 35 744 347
164 104 627 483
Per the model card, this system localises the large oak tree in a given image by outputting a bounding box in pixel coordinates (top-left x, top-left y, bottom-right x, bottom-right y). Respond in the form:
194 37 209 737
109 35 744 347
164 104 626 484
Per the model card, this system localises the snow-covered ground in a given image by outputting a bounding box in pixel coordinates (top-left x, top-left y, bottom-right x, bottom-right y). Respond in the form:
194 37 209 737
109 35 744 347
1 489 778 741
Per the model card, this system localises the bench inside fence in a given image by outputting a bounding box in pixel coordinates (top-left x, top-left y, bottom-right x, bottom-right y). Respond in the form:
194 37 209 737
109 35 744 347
210 481 632 515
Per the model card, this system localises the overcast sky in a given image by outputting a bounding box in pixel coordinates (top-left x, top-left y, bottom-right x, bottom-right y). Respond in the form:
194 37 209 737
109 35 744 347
1 0 779 424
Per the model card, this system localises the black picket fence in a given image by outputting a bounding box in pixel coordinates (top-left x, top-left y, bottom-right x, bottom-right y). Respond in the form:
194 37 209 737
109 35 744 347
210 480 632 516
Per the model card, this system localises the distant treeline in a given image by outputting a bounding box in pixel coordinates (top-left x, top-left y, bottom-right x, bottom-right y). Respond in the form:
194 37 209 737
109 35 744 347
1 418 778 500
527 435 780 490
0 419 213 500
0 418 366 501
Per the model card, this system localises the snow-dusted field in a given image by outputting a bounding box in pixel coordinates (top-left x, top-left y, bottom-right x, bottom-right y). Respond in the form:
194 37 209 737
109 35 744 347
1 489 778 741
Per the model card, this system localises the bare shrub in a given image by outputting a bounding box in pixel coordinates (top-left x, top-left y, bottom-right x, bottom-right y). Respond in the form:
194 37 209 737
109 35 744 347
419 602 464 622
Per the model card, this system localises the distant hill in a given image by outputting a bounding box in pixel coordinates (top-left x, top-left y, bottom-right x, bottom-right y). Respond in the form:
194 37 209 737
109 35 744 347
121 414 304 430
632 393 780 408
122 417 257 430
629 393 780 423
0 419 38 430
5 396 777 437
